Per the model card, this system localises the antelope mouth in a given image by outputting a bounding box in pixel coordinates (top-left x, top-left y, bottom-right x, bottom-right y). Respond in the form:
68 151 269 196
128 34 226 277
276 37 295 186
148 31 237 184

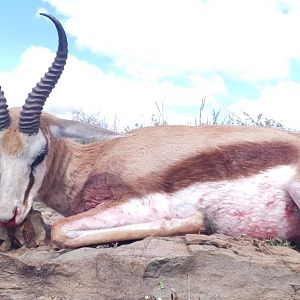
0 209 19 228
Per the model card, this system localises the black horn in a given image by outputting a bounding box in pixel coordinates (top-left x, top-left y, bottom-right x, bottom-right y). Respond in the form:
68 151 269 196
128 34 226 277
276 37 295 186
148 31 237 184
19 13 68 135
0 87 9 131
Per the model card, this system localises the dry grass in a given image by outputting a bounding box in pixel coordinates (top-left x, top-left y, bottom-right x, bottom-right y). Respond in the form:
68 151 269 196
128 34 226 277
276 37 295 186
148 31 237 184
72 98 287 132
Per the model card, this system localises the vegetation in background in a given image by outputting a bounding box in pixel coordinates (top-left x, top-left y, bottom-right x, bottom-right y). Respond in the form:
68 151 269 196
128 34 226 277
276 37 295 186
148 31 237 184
71 108 109 128
72 98 286 131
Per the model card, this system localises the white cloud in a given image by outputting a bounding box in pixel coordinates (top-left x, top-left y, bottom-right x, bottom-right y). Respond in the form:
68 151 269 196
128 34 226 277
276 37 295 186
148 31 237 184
0 47 225 128
43 0 300 81
229 81 300 129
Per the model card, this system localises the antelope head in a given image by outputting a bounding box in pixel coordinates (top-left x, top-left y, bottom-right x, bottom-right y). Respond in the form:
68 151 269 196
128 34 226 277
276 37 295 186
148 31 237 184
0 13 68 227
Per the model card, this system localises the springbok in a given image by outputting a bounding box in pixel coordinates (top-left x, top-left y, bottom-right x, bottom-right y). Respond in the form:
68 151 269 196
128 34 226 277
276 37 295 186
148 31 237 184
1 13 300 248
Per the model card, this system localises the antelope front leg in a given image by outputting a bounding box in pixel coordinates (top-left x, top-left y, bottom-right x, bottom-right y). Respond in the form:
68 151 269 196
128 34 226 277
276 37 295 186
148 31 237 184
51 206 207 248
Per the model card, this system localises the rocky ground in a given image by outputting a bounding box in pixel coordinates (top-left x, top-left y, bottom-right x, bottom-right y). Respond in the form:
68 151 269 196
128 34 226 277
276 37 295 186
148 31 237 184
0 202 300 300
33 200 63 224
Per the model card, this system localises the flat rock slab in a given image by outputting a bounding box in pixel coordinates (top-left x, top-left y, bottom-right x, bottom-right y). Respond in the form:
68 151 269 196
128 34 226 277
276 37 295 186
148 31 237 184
0 234 300 300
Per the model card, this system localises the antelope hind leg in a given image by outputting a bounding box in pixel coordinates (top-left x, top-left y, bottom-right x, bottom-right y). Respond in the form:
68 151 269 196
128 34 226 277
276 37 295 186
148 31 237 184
51 207 207 248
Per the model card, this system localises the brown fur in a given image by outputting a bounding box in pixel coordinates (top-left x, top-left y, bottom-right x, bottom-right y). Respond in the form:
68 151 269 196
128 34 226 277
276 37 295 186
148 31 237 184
31 114 300 216
37 135 112 216
2 126 22 155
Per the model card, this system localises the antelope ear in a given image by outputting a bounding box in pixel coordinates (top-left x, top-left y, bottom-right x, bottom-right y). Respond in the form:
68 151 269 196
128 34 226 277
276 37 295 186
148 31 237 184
48 117 123 143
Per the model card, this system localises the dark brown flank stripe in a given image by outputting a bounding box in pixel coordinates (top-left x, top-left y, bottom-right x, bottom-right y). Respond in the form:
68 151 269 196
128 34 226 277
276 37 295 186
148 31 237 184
23 172 35 210
162 141 299 193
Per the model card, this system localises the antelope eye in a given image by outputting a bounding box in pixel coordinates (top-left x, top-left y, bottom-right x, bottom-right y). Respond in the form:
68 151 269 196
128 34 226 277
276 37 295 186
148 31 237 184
31 148 48 170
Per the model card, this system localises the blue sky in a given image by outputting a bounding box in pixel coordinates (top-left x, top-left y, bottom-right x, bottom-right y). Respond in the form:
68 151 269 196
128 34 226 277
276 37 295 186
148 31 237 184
1 0 300 129
0 1 111 71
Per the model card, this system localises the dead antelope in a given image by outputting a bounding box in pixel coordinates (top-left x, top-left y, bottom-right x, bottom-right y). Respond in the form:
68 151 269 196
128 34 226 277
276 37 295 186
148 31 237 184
0 14 300 248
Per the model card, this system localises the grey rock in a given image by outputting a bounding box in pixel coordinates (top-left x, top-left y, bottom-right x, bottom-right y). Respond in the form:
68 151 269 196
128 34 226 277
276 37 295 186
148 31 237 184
0 234 300 300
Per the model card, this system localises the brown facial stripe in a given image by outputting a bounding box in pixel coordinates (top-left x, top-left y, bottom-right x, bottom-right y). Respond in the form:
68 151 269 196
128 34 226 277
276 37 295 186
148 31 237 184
162 141 299 193
23 172 35 210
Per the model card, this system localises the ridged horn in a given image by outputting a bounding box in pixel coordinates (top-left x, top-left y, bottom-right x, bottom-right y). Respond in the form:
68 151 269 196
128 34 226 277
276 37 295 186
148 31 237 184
0 87 10 131
19 13 68 135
